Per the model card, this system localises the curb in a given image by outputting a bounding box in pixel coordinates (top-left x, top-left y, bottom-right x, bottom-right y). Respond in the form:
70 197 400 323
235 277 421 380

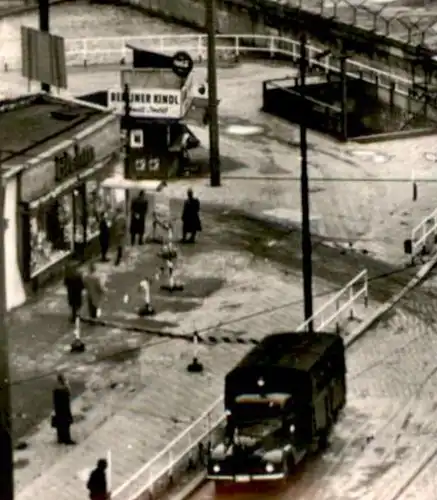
346 252 437 348
170 252 437 500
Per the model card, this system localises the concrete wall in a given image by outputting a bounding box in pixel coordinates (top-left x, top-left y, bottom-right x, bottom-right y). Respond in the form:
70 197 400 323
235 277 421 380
123 0 278 36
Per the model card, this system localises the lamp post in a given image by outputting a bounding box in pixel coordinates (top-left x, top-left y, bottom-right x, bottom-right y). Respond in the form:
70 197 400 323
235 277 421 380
299 33 314 332
0 180 13 500
206 0 220 187
38 0 50 93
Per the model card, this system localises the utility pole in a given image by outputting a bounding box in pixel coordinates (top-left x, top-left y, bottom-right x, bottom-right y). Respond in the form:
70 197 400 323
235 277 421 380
206 0 220 187
122 83 131 213
340 49 348 141
0 180 13 500
299 33 314 332
38 0 50 93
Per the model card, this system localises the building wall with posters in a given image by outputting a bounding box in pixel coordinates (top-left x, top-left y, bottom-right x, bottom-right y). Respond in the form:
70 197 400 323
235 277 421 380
1 96 122 308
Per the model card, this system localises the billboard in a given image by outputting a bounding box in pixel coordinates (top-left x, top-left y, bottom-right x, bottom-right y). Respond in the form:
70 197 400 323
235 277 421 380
108 87 190 119
21 26 67 89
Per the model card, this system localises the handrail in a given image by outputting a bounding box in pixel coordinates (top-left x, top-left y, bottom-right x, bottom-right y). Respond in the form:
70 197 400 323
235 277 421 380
112 398 222 498
114 268 369 500
1 33 415 96
411 207 437 262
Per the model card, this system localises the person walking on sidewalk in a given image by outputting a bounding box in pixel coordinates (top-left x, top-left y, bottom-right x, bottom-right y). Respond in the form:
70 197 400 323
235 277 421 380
83 263 105 319
113 207 127 266
52 374 76 445
181 188 201 243
98 211 110 262
64 261 84 323
130 190 148 245
87 458 110 500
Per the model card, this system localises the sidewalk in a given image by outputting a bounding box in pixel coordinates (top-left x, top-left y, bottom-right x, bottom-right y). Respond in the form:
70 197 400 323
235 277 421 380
13 205 376 499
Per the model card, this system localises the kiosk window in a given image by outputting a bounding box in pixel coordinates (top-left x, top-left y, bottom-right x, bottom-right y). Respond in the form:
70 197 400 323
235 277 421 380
130 130 144 148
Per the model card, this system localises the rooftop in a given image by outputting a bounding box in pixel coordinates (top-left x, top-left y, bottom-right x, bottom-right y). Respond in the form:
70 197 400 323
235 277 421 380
283 0 437 51
0 93 108 167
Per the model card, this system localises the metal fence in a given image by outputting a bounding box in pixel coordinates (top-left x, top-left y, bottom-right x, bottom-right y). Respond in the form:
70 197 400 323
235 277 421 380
410 207 437 263
113 268 369 500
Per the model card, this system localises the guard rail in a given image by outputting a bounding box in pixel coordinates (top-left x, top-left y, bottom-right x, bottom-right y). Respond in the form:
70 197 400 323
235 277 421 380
113 268 369 500
2 33 413 96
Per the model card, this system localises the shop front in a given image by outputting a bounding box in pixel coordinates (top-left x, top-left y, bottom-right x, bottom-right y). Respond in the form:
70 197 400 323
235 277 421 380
18 115 122 289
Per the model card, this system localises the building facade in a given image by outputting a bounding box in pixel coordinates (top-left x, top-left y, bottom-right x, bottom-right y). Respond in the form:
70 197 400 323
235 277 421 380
1 93 122 309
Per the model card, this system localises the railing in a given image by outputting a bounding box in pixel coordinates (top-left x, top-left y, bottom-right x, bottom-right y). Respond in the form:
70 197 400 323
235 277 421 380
114 268 369 500
296 269 368 333
411 208 437 263
1 34 413 95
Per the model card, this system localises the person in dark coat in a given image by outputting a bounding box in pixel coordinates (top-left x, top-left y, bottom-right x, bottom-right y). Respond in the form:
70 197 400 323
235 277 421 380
130 190 148 245
181 188 201 243
98 212 110 262
83 263 105 319
52 374 75 445
63 261 84 323
113 207 127 267
87 458 109 500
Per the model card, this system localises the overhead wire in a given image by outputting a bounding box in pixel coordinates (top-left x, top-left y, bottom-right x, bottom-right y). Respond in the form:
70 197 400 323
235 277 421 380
6 257 429 389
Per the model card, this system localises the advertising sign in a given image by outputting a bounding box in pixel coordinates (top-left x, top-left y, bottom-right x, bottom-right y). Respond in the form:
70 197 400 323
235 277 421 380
108 88 188 119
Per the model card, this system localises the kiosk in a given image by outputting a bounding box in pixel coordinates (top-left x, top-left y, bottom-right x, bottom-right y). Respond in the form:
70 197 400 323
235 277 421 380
107 46 202 181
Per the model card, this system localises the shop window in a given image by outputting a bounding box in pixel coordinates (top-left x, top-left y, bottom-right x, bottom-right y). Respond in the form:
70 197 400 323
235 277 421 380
85 180 118 239
29 194 73 277
130 130 144 148
73 188 86 244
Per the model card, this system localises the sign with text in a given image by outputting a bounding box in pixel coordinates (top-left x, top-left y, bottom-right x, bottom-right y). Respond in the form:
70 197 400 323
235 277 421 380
108 88 188 119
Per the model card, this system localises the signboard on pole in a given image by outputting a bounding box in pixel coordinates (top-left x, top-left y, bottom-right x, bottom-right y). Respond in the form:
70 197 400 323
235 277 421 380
107 87 190 119
21 26 67 89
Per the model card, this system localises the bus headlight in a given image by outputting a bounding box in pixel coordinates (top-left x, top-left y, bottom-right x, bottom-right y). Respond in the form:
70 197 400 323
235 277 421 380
289 424 295 433
265 463 274 473
213 464 221 473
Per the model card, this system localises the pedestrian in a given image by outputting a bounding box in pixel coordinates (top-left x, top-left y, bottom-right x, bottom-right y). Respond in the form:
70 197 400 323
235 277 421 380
52 373 75 445
83 263 105 319
181 188 201 243
113 206 127 266
130 190 148 245
98 212 110 262
87 458 110 500
63 260 84 323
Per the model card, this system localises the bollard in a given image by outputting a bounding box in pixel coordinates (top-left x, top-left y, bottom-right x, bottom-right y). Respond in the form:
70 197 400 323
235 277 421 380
335 298 341 334
159 225 177 260
138 279 156 316
348 286 355 321
187 331 204 373
160 260 184 292
70 317 85 353
4 62 8 73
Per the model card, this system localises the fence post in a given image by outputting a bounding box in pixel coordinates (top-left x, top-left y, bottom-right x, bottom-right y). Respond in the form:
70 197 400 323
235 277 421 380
348 285 355 320
335 297 341 333
364 272 369 308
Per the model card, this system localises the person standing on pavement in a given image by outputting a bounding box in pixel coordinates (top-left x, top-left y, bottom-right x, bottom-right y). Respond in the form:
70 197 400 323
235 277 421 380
64 261 84 323
181 188 201 243
130 190 148 245
113 206 127 266
98 212 110 262
83 263 105 319
87 458 109 500
52 374 76 445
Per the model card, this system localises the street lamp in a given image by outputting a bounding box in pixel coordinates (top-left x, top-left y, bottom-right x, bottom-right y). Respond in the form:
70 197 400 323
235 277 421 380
299 33 314 332
206 0 221 187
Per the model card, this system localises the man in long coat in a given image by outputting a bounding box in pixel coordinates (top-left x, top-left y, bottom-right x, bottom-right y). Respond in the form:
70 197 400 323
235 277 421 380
130 190 148 245
83 263 105 319
63 261 84 323
181 188 201 243
52 374 75 445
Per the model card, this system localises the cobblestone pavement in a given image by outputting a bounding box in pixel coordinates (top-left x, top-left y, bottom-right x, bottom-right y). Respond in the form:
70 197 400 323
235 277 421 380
14 207 374 499
2 3 437 267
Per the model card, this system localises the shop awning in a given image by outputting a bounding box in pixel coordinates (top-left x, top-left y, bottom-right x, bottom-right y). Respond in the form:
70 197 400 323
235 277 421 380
101 175 167 192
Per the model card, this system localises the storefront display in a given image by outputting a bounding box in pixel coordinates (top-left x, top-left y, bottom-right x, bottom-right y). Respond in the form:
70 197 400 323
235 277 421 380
29 193 74 277
85 179 118 239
